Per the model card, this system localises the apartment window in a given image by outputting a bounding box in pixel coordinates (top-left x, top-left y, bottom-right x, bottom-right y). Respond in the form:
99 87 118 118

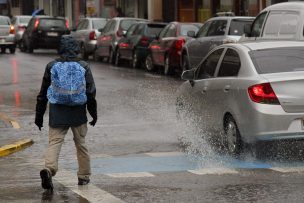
11 0 19 8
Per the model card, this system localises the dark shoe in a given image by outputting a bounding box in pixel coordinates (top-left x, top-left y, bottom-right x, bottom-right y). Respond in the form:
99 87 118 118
40 169 53 190
78 178 90 185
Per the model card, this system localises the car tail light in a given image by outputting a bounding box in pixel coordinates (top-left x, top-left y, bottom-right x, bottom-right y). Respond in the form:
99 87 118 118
248 83 280 105
119 42 129 48
18 25 25 31
34 19 40 29
65 20 69 29
9 25 15 34
140 36 149 46
175 38 185 50
89 31 96 40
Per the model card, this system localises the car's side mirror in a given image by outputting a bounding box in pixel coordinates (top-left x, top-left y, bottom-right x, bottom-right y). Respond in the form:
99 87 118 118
187 30 196 38
122 30 127 37
181 69 195 82
244 24 252 37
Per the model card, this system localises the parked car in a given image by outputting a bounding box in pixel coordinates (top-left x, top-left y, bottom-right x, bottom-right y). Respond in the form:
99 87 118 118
11 15 32 48
177 41 304 156
95 17 149 64
244 2 304 40
181 16 254 71
0 15 16 54
70 17 107 60
21 15 70 53
115 22 167 68
145 22 202 75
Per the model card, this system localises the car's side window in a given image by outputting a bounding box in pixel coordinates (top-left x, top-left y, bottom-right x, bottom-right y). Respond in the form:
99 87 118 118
217 49 241 77
83 20 89 30
126 24 137 37
251 12 267 37
109 21 117 32
102 20 112 33
159 24 170 39
207 20 227 36
196 48 224 80
164 24 176 37
196 21 212 37
133 24 144 35
77 21 84 30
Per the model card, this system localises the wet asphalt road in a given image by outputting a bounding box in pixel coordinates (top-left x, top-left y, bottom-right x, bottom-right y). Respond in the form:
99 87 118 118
1 50 304 202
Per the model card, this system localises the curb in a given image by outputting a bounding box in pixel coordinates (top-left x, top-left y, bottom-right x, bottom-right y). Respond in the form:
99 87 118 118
0 139 34 157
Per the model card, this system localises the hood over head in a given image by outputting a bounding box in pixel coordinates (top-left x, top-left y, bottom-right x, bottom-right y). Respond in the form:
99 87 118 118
59 35 80 58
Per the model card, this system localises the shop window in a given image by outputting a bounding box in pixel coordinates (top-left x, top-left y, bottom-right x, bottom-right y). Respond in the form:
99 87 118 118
11 0 19 8
180 0 194 9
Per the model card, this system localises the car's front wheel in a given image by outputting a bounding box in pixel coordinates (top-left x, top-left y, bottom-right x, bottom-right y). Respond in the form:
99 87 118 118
115 50 121 66
182 53 190 72
224 116 242 156
80 44 88 60
164 55 172 75
132 51 139 69
9 46 16 54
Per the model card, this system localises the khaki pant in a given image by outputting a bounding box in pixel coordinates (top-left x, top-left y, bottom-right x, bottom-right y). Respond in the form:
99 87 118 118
45 123 91 180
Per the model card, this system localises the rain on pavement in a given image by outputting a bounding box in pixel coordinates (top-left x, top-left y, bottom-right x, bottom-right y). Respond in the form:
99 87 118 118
1 50 304 202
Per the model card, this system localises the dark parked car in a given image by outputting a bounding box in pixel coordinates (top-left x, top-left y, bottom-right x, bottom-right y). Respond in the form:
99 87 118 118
70 17 108 60
145 22 201 75
21 15 70 53
181 16 254 71
115 22 167 68
95 17 149 64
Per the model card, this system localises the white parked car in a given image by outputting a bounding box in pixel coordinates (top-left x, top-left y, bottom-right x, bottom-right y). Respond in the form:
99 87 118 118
0 15 16 54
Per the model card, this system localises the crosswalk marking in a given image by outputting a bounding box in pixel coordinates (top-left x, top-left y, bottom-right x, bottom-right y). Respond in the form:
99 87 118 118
188 168 238 175
106 172 155 178
55 169 125 203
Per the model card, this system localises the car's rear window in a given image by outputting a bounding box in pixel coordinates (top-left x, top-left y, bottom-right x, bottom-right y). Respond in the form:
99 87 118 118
146 24 166 36
249 47 304 74
120 20 141 31
39 19 66 28
92 19 107 29
180 24 200 36
20 17 31 24
229 19 253 36
0 17 10 25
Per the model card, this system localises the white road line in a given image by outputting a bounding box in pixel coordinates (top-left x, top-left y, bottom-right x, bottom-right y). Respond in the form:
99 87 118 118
270 167 304 173
188 168 238 175
106 172 155 178
55 169 125 203
145 151 184 157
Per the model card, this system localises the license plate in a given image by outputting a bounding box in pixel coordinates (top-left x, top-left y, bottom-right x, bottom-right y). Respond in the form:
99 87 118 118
47 32 58 37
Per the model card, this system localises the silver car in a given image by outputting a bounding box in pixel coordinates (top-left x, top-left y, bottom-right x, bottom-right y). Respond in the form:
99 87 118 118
70 17 108 60
177 41 304 156
0 15 16 54
11 15 32 48
181 16 254 71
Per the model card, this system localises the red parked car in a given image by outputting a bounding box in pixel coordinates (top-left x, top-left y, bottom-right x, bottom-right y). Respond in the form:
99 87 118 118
145 22 201 75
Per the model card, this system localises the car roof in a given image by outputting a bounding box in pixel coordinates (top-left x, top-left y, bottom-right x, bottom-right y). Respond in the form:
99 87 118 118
0 15 9 19
207 16 255 21
261 2 304 12
34 15 65 19
229 40 304 51
112 17 149 21
81 17 107 20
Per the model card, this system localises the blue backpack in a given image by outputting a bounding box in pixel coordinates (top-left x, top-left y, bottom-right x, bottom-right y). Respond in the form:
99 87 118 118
47 61 87 106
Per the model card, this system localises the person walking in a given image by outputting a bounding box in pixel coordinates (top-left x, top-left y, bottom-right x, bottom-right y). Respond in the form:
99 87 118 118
35 35 97 190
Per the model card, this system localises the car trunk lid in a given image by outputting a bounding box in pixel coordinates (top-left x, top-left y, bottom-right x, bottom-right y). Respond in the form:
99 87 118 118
261 72 304 113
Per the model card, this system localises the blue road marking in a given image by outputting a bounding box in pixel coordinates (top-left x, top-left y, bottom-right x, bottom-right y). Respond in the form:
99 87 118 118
63 153 304 175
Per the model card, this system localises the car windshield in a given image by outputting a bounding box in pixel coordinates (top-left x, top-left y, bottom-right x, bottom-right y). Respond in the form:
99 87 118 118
39 19 66 28
146 24 166 36
92 19 107 29
250 47 304 74
0 17 9 25
180 24 200 36
228 19 253 36
20 17 31 24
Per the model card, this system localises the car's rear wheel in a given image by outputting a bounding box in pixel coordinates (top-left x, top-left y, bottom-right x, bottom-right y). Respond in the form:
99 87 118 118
145 54 154 71
224 116 242 156
9 46 16 54
182 53 190 72
20 40 26 52
80 44 88 60
108 48 114 64
114 50 121 66
164 55 172 75
132 51 139 69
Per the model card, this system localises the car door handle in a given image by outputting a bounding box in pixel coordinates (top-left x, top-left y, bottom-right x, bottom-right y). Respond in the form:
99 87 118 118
223 85 230 92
